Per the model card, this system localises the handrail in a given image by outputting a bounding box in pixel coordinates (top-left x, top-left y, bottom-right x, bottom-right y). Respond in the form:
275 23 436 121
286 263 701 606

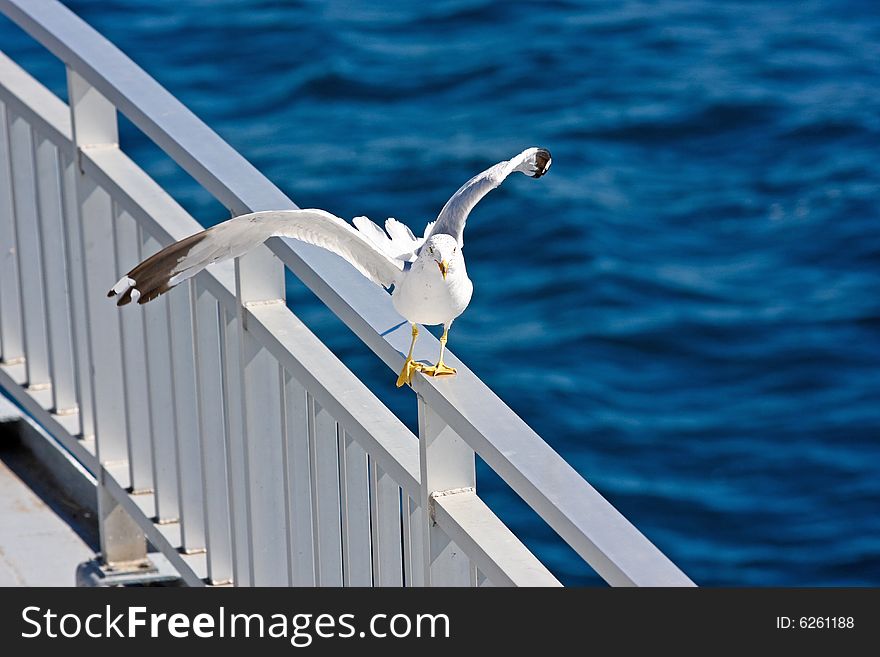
0 0 694 585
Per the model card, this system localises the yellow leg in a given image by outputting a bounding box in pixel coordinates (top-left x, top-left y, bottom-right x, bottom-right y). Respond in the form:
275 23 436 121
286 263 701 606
396 324 424 387
423 325 456 377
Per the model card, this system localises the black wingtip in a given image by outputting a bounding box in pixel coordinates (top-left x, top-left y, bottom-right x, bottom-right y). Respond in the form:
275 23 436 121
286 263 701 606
532 148 552 178
138 282 171 305
109 229 208 308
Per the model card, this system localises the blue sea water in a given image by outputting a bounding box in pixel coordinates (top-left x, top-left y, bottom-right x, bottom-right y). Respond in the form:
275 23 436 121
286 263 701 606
3 0 879 586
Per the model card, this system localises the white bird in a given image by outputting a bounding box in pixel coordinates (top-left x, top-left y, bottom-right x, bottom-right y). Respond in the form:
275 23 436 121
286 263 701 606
108 147 552 387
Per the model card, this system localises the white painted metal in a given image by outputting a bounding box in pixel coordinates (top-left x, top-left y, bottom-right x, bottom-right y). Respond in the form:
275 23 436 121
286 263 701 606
34 133 77 414
418 397 474 586
141 236 179 522
339 430 372 586
68 69 126 463
75 179 127 460
194 285 233 584
68 65 146 567
402 496 426 587
220 306 251 586
309 398 344 586
282 374 316 586
0 53 69 146
371 461 404 587
243 303 420 498
234 245 287 586
432 490 561 587
0 101 24 365
169 281 206 553
0 0 695 588
240 339 288 585
66 68 118 150
9 111 51 389
60 151 93 440
113 210 152 492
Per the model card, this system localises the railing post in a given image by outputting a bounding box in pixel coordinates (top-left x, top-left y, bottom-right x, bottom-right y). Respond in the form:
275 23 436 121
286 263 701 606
67 67 147 568
418 395 476 586
234 242 287 585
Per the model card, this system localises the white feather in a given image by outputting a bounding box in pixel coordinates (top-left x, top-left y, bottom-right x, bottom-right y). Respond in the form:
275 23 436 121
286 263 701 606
428 147 552 246
352 216 389 252
353 215 426 262
264 210 405 287
112 276 135 295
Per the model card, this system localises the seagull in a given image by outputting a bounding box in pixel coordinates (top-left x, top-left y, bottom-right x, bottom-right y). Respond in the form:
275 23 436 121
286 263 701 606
108 147 552 387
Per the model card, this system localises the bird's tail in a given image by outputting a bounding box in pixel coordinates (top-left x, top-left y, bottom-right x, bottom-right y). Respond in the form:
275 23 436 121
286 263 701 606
353 216 425 262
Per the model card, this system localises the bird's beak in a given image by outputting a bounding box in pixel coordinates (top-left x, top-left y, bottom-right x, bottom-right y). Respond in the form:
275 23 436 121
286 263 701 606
438 260 449 280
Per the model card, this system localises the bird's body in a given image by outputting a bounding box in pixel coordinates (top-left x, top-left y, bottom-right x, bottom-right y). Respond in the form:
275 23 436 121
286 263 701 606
109 147 551 386
391 235 473 327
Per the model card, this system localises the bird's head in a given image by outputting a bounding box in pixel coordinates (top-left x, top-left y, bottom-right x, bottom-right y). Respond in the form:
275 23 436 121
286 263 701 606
421 234 460 280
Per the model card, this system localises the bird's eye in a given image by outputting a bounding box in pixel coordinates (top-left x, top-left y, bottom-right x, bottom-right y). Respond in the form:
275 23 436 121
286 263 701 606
429 247 434 254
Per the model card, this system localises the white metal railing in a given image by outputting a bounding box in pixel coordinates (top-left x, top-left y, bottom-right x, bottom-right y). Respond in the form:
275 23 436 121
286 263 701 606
0 0 694 587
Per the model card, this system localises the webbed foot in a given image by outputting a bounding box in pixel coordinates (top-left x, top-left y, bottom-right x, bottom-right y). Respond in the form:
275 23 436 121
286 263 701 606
396 356 424 387
422 360 456 377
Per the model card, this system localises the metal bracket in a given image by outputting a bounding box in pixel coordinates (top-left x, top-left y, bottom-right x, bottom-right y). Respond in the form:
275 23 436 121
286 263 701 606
76 554 184 587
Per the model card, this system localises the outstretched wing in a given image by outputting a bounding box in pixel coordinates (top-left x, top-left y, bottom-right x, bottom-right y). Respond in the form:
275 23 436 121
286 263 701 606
108 209 404 306
429 147 551 247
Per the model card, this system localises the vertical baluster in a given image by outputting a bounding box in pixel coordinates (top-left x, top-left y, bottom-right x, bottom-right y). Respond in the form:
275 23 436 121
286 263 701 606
60 150 93 439
69 76 127 455
370 461 404 586
67 67 145 566
142 234 179 522
339 430 372 586
221 306 250 586
169 280 205 553
73 183 121 432
402 495 412 586
9 112 50 391
114 210 152 493
283 376 315 586
418 397 475 586
195 286 232 584
241 340 287 585
0 102 23 365
309 398 343 586
402 495 426 587
33 133 77 414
